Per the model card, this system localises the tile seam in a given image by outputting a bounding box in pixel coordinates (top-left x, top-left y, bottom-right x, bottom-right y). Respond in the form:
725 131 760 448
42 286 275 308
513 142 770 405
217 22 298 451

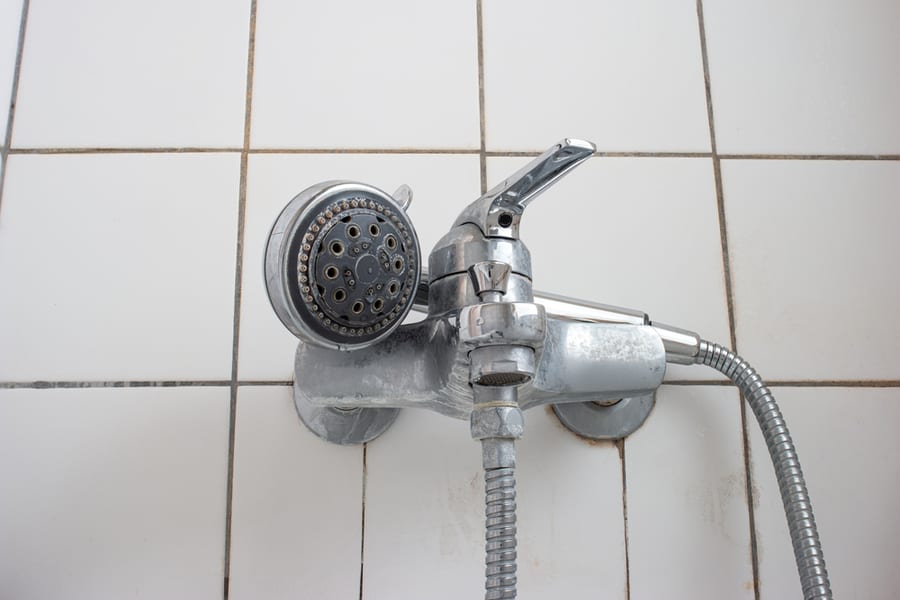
695 1 761 598
223 1 257 597
476 0 487 194
0 0 30 220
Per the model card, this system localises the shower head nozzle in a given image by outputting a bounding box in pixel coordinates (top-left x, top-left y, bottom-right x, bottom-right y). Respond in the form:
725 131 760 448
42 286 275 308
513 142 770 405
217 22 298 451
265 181 421 351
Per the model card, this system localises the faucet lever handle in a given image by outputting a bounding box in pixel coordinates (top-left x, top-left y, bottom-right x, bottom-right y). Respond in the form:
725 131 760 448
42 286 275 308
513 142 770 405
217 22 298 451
454 138 596 239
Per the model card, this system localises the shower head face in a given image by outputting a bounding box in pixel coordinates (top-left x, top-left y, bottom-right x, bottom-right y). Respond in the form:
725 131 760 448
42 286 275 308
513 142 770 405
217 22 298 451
265 181 420 350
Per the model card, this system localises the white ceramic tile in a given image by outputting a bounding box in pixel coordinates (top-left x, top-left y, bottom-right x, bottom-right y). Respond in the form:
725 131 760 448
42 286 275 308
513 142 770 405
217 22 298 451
0 154 240 380
0 386 229 600
364 407 626 599
748 387 900 599
239 153 480 380
516 407 627 599
488 156 731 380
251 0 479 149
703 0 900 154
482 0 710 152
0 0 22 137
723 160 900 380
12 0 250 147
228 386 363 600
363 409 483 599
627 385 753 599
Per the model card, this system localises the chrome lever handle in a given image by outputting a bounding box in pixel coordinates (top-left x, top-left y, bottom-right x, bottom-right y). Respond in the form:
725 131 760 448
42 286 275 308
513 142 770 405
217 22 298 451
453 138 596 239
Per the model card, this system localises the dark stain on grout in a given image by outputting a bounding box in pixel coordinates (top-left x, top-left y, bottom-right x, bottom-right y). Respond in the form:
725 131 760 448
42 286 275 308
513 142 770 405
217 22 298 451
358 443 368 600
0 0 31 221
223 1 257 598
617 438 631 600
544 404 617 448
695 0 760 597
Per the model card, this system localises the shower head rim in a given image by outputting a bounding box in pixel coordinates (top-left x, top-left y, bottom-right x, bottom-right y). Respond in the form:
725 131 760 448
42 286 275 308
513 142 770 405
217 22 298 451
265 180 421 351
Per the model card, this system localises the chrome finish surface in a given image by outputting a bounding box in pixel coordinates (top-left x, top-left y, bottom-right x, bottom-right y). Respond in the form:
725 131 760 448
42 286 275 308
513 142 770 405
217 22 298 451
552 393 656 440
264 180 421 351
651 321 701 365
293 392 399 445
429 224 533 288
484 465 518 599
453 138 596 239
265 137 829 600
290 318 666 419
468 260 512 302
698 341 832 600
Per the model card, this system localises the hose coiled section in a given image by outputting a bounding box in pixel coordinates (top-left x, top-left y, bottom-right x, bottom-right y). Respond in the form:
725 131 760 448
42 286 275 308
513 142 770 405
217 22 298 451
484 466 517 599
697 341 832 600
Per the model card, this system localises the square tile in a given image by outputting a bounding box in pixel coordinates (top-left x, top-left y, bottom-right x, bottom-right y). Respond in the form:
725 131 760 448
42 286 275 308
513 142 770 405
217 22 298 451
364 406 624 599
228 386 363 600
239 153 480 380
0 0 23 137
0 386 229 600
723 160 900 380
747 387 900 599
251 0 479 149
0 154 240 381
363 409 483 599
516 407 627 599
488 156 731 380
482 0 710 152
12 0 250 147
627 385 753 599
703 0 900 154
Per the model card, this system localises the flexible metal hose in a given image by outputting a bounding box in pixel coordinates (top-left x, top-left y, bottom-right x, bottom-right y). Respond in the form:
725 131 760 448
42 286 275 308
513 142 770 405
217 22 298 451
484 466 517 599
697 341 832 600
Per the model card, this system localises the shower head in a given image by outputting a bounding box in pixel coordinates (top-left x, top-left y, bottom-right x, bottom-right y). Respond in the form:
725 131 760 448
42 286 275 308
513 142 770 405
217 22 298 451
264 180 421 351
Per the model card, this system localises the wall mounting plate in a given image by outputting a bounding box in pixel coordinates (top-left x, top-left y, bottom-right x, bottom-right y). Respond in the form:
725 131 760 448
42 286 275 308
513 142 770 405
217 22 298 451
551 392 656 440
294 384 400 445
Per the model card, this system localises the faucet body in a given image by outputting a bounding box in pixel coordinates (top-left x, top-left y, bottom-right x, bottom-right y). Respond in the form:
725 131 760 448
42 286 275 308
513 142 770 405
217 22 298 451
264 140 830 600
281 140 682 444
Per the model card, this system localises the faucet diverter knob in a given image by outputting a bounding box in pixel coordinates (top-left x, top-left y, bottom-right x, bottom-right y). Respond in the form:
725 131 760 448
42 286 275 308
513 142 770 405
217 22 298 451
468 260 511 302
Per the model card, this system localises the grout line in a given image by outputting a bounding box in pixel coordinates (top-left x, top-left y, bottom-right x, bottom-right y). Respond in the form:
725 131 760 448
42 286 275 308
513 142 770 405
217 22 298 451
358 444 368 600
476 0 487 194
759 379 900 388
6 145 900 161
617 439 631 600
8 146 242 154
0 380 232 389
0 379 900 390
485 150 714 158
250 147 479 155
236 380 294 387
223 2 257 598
0 0 30 220
720 153 900 161
695 2 760 598
2 378 896 391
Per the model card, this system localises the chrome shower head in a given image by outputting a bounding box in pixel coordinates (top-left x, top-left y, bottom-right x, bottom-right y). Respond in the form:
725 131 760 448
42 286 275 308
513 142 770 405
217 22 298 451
265 181 420 351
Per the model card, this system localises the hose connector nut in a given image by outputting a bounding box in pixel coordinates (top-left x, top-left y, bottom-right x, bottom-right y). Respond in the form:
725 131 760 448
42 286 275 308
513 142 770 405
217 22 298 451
470 405 524 440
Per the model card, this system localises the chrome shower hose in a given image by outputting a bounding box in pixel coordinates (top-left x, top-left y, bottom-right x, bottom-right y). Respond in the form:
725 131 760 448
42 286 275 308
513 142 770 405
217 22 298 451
697 341 833 600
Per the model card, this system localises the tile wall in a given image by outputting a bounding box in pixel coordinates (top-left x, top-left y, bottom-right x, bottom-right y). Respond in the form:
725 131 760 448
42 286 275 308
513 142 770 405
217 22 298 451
1 0 897 598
